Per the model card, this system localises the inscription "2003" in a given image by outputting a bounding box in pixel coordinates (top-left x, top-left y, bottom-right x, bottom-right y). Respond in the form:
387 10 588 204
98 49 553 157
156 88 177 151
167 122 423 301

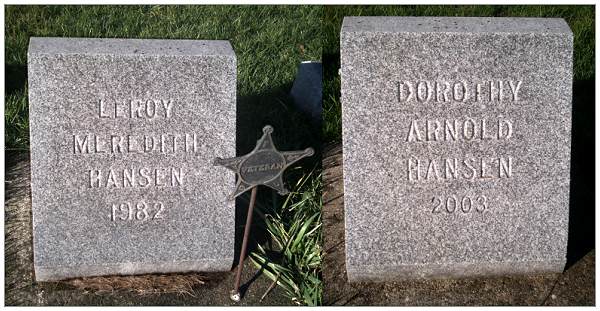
110 201 165 221
431 195 488 214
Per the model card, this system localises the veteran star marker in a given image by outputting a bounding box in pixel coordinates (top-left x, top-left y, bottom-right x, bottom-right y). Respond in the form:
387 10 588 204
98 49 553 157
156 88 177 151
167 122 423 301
214 125 314 302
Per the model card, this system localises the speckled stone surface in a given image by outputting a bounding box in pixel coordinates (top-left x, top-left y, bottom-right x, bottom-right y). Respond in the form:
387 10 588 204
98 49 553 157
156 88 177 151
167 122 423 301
340 17 573 282
28 37 236 281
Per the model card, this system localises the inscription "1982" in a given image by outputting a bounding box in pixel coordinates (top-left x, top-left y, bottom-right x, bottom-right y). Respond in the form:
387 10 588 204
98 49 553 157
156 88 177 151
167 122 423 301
110 201 165 222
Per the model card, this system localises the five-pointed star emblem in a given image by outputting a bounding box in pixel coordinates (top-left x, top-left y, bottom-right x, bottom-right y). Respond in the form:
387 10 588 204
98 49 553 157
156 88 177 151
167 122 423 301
214 125 314 200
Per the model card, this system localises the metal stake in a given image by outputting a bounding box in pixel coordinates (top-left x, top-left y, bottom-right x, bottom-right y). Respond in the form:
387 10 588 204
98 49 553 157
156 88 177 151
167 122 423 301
215 126 313 302
230 186 258 302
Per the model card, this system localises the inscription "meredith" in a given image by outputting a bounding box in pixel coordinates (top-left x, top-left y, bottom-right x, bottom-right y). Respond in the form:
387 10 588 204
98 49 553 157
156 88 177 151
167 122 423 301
73 133 198 154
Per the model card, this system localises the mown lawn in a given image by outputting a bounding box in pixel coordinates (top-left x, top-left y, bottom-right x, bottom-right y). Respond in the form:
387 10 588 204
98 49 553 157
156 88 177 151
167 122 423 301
5 5 322 306
323 5 595 142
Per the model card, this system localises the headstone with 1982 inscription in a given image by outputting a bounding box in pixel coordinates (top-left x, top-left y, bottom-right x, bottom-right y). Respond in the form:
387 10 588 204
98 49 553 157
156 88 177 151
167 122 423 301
28 37 236 281
340 17 573 281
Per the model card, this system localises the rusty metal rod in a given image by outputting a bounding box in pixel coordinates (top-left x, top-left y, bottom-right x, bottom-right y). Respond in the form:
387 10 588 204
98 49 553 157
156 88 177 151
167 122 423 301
230 186 258 302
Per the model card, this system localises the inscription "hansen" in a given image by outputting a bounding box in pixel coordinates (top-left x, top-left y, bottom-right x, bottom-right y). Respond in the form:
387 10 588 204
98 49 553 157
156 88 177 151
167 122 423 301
88 167 183 188
407 157 513 182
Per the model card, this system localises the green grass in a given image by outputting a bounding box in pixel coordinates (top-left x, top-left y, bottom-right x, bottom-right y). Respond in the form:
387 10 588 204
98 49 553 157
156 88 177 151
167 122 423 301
323 5 595 142
5 5 323 306
250 169 322 306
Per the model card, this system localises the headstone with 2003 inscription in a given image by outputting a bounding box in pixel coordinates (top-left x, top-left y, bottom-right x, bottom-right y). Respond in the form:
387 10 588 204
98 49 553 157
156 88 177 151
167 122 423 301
341 17 573 281
28 37 236 281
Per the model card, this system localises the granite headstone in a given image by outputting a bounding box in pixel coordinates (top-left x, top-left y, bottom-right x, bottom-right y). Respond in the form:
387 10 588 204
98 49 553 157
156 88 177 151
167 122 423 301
341 17 573 281
290 61 323 126
28 37 236 281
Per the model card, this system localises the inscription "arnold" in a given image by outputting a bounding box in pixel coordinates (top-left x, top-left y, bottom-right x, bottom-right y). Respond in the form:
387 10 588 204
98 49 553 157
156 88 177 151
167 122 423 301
406 118 513 142
397 80 522 103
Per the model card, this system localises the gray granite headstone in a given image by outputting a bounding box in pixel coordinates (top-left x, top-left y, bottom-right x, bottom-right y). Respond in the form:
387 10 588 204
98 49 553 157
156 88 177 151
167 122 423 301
341 17 573 281
28 37 236 281
290 61 323 126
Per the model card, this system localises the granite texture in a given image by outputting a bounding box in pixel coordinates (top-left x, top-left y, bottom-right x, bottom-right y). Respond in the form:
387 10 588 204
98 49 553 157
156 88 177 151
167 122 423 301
290 61 323 125
322 144 594 306
340 17 573 281
28 37 236 281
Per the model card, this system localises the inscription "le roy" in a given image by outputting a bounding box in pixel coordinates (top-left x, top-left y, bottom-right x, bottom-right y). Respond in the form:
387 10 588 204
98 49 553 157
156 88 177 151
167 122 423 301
98 99 174 119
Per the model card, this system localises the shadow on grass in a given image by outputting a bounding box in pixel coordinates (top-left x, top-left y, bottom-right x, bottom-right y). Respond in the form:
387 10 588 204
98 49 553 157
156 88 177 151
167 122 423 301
6 64 27 96
231 82 322 290
5 64 30 150
322 53 341 143
566 79 595 269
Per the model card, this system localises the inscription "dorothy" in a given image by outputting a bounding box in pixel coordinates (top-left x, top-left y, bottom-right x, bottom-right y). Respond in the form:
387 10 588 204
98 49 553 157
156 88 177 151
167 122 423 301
397 80 523 103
